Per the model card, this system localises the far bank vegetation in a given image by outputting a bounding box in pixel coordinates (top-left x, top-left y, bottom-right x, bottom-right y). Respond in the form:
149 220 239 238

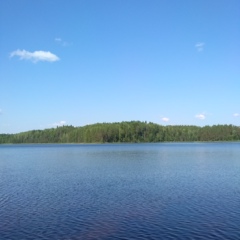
1 121 240 144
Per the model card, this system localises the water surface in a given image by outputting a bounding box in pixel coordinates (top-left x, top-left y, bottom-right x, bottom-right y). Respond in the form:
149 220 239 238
1 143 240 239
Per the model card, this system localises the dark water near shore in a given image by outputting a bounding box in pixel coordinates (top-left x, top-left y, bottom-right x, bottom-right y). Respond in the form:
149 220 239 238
1 143 240 240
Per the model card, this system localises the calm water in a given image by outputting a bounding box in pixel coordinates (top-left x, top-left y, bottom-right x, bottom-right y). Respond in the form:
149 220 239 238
0 143 240 240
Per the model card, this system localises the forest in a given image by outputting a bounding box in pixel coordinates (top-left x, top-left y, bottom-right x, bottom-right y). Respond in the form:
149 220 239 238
0 121 240 144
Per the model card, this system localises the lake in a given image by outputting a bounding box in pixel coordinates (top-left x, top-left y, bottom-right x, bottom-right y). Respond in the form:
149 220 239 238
0 143 240 239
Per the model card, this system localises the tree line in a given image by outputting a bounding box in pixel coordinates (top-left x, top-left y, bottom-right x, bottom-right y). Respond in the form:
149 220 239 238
0 121 240 144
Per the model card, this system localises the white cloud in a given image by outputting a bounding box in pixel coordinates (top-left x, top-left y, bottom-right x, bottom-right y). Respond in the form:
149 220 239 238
0 109 2 114
233 113 240 117
10 49 60 62
195 42 205 52
52 120 66 127
55 38 62 42
162 117 170 122
55 37 70 47
195 114 206 120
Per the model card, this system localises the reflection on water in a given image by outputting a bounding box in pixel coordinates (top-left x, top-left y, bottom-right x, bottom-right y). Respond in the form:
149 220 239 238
0 143 240 239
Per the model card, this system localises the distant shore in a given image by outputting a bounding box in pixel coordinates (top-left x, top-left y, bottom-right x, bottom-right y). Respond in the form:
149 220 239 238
1 121 240 144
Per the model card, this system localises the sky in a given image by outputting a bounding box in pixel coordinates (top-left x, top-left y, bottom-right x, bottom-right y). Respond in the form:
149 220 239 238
0 0 240 133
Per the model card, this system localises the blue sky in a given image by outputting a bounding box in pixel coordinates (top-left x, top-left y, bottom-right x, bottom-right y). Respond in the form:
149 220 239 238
0 0 240 133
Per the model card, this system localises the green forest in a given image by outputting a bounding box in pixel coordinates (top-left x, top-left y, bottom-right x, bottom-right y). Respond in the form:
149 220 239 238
1 121 240 144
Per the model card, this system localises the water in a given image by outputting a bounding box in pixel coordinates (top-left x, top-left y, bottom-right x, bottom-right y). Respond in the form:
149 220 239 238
0 143 240 239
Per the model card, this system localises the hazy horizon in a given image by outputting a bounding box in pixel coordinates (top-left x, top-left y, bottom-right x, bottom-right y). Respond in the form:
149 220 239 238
1 120 240 135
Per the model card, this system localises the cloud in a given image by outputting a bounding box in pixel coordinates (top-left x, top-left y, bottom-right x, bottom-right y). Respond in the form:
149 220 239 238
233 113 240 117
55 37 71 47
10 49 60 62
55 38 62 42
161 117 170 122
52 120 67 127
195 114 206 120
195 42 205 52
0 109 2 114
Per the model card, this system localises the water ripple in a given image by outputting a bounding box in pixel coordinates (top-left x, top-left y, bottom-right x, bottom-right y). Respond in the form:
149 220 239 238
1 143 240 239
